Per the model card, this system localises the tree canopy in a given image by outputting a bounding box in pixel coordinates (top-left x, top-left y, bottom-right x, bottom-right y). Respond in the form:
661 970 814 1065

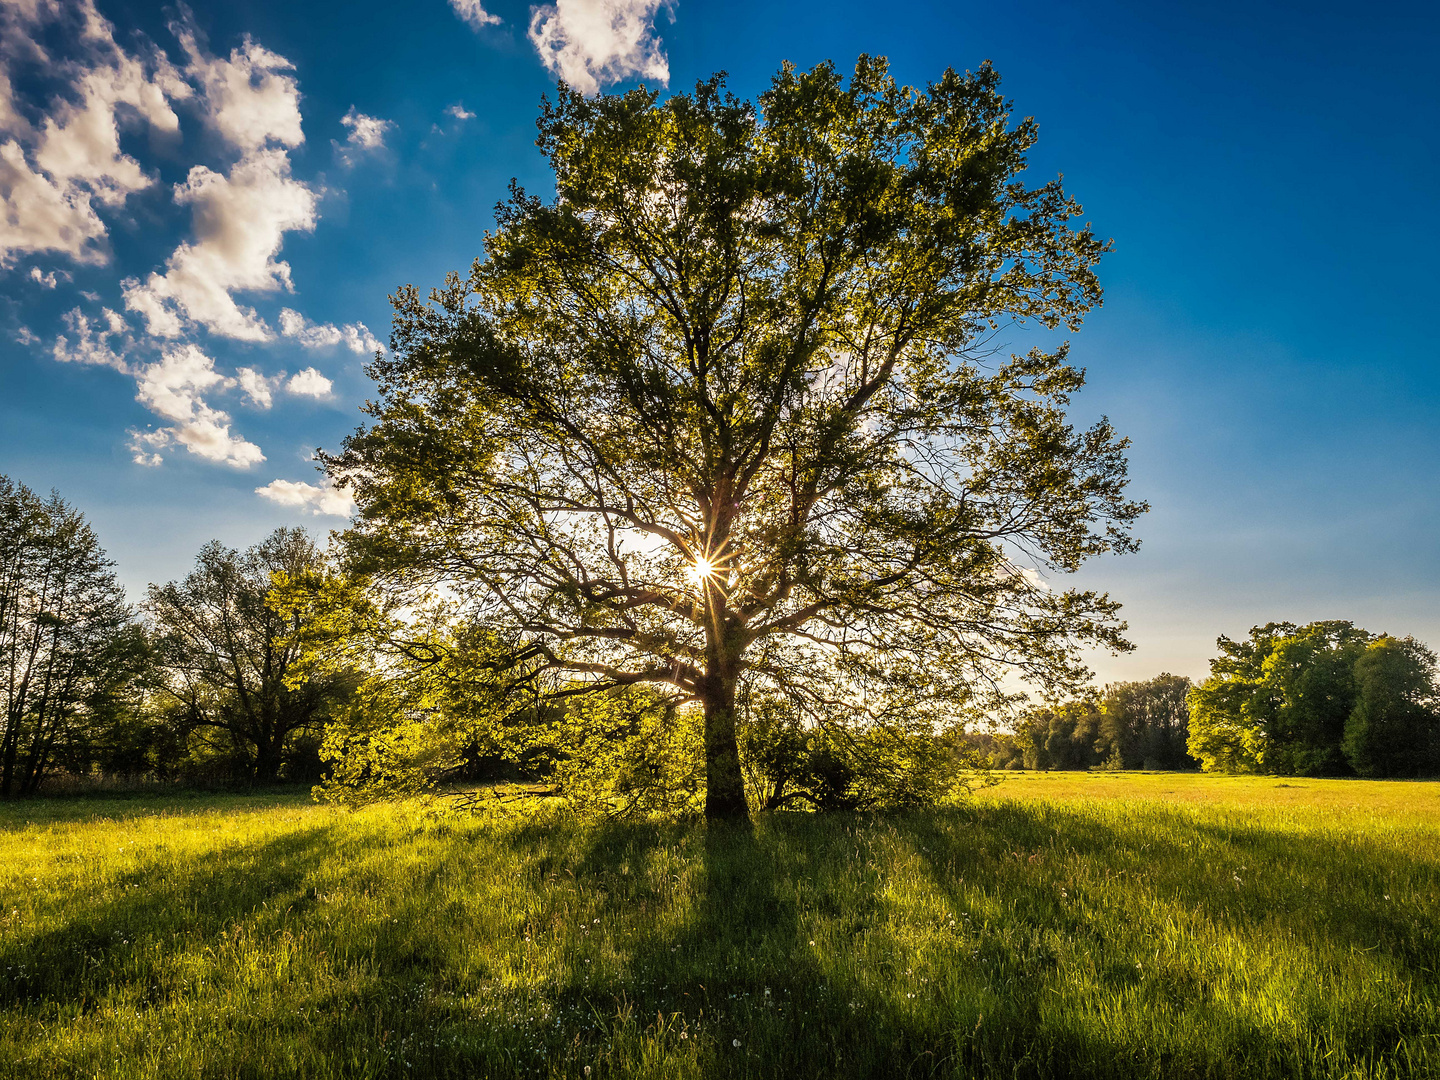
147 528 348 784
326 57 1144 818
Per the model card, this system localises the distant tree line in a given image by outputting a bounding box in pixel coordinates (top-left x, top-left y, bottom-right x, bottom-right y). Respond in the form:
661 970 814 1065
959 673 1198 772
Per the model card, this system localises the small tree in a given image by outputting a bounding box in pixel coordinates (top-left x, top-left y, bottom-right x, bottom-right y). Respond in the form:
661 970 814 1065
328 58 1143 819
1344 636 1439 777
147 528 347 784
0 477 141 796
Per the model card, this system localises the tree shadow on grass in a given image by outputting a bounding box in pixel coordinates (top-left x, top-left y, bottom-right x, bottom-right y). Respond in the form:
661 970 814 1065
897 802 1440 1079
5 804 1438 1080
0 822 341 1009
0 788 316 830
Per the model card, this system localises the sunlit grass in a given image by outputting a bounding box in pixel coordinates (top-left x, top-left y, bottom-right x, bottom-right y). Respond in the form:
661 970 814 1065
1 774 1436 1078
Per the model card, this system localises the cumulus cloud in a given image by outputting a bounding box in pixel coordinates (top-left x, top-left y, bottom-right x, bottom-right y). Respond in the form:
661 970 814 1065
121 23 316 341
450 0 502 30
528 0 672 96
15 326 39 346
278 307 383 354
130 343 263 467
236 365 282 408
255 477 356 517
0 0 187 268
123 149 317 340
286 366 332 397
16 6 353 473
174 28 303 153
446 103 476 121
335 106 393 165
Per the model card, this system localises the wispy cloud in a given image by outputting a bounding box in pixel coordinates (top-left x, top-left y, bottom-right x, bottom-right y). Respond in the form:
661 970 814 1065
51 306 128 370
335 106 394 165
450 0 502 30
446 103 476 121
28 266 69 287
279 307 383 355
130 343 264 468
528 0 672 96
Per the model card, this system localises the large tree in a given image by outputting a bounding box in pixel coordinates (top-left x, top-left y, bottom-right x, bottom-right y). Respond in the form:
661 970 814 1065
148 528 346 784
328 58 1144 819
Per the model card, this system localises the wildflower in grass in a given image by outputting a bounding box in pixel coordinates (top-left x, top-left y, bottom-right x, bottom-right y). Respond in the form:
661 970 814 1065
734 1039 742 1047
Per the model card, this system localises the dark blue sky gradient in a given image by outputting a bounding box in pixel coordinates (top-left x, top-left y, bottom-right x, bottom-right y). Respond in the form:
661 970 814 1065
0 0 1436 684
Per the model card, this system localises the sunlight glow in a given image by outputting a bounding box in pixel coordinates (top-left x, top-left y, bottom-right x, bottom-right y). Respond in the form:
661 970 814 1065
688 557 717 586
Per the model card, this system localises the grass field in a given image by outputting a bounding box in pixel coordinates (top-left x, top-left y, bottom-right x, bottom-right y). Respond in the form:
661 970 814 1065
1 773 1437 1079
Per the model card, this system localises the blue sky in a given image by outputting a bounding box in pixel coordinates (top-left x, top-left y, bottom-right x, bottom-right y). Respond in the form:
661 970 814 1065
0 0 1436 685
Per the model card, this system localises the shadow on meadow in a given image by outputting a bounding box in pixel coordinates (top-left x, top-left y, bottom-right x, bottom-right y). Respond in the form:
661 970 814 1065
0 789 315 829
2 799 1437 1079
0 823 341 1009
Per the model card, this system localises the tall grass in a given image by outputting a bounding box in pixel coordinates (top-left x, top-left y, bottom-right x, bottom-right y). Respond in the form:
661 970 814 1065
1 774 1436 1078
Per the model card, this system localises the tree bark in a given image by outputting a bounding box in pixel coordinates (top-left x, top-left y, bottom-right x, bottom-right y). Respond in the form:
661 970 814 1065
701 668 749 821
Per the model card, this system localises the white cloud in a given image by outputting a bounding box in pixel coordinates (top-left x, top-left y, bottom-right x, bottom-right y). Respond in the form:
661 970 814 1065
236 365 283 408
51 305 127 370
127 428 168 467
446 103 476 121
175 29 303 153
123 149 318 340
255 477 356 517
279 307 382 354
450 0 502 30
341 323 382 354
286 367 332 397
0 140 106 266
528 0 672 96
15 326 39 346
131 343 264 467
120 274 184 337
335 106 393 165
0 0 187 268
118 24 316 341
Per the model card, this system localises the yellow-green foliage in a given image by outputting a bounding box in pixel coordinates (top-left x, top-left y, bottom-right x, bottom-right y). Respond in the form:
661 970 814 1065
2 774 1437 1078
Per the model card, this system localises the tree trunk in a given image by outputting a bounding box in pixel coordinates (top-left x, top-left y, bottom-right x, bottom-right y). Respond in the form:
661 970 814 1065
0 719 16 798
701 669 749 821
253 731 284 786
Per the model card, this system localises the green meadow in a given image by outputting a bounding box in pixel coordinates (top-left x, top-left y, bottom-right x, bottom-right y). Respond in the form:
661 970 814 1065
2 774 1437 1079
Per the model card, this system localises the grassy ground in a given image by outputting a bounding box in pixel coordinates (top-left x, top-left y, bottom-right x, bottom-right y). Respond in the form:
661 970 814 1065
1 773 1436 1079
